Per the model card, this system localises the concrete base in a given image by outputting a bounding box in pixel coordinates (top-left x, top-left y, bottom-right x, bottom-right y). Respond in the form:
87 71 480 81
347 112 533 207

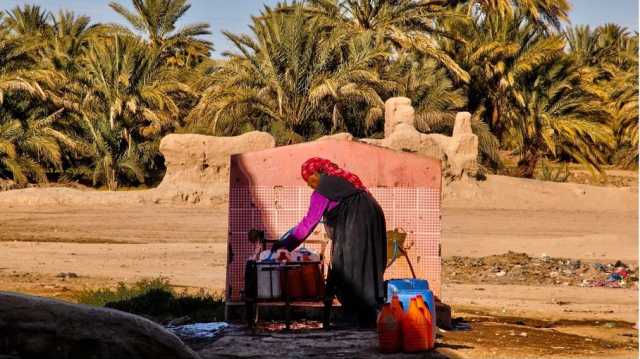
225 302 344 323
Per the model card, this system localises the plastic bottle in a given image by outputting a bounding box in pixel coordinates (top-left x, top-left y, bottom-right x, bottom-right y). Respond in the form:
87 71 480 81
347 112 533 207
402 298 429 352
377 303 401 353
415 295 434 349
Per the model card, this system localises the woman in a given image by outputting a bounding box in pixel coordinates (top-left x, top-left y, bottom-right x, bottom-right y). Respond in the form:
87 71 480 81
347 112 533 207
271 157 387 327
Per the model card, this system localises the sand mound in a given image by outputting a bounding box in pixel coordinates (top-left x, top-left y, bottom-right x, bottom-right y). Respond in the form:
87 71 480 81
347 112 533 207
0 187 142 207
444 175 637 212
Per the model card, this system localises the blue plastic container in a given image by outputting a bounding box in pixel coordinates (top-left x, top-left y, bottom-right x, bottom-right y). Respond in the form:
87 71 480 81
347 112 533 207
385 279 437 342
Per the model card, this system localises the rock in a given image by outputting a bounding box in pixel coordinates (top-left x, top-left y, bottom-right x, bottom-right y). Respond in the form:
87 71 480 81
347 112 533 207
0 292 200 359
495 271 507 277
149 132 275 206
56 272 79 279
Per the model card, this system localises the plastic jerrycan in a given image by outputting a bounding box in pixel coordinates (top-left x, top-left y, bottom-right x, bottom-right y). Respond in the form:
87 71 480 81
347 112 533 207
301 253 321 299
284 260 304 300
377 303 401 353
386 279 437 345
402 298 429 353
390 294 405 322
416 295 434 349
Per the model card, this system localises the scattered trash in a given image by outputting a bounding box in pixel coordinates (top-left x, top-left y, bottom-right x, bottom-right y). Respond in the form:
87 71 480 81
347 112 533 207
607 273 622 282
453 322 471 331
614 267 629 278
445 252 638 289
519 332 528 337
451 317 472 331
167 316 191 326
167 322 228 340
614 261 628 268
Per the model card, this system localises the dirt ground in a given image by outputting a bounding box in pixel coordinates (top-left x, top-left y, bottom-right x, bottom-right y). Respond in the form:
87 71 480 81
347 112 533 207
0 174 638 358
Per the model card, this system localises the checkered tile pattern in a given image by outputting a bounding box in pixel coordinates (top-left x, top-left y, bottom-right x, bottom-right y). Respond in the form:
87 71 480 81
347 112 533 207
226 186 442 302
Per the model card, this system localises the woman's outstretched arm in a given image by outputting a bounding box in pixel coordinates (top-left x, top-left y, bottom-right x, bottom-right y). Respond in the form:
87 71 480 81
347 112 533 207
274 191 336 251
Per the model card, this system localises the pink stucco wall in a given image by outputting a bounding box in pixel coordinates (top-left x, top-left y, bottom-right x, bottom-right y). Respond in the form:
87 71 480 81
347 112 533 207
230 140 441 189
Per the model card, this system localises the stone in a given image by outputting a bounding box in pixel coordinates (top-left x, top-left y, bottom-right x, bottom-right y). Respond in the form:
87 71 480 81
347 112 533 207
0 292 200 359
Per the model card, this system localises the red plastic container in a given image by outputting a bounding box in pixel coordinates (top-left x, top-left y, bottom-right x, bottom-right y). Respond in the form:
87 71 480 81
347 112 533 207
402 298 430 352
377 303 402 353
301 254 324 299
416 295 434 349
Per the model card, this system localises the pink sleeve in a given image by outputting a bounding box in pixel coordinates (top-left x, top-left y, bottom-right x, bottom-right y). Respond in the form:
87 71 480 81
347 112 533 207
291 191 332 241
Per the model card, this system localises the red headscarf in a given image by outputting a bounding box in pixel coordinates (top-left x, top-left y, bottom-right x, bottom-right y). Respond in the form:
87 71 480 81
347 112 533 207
301 157 367 191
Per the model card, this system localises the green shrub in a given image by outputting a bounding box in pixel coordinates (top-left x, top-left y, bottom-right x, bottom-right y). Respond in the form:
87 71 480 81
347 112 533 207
75 278 225 324
537 160 570 183
75 277 174 307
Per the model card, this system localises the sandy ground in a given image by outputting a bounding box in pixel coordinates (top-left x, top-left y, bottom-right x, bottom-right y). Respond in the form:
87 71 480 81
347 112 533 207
0 174 638 358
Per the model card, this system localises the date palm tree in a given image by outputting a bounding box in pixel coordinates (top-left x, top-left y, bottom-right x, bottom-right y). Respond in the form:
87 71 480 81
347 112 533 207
507 57 613 177
439 9 565 140
188 5 390 142
291 0 470 82
446 0 570 31
2 4 51 37
565 24 639 168
0 107 80 184
109 0 212 65
76 34 192 188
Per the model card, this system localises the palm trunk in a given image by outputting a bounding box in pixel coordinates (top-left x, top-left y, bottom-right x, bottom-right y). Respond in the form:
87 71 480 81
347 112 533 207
516 146 541 179
491 102 502 140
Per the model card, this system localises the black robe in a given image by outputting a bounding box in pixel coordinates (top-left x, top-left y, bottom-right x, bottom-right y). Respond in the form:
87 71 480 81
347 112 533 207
316 174 387 326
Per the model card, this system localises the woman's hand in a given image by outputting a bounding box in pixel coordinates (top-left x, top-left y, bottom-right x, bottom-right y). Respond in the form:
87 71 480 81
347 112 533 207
270 240 284 253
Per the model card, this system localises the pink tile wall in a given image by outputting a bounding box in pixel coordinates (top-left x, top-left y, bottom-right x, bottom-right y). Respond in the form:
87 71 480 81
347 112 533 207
226 186 442 301
225 140 442 303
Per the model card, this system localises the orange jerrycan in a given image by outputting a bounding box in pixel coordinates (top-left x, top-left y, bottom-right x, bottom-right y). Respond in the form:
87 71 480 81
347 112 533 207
402 298 429 352
377 303 401 353
390 294 405 322
415 295 434 349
